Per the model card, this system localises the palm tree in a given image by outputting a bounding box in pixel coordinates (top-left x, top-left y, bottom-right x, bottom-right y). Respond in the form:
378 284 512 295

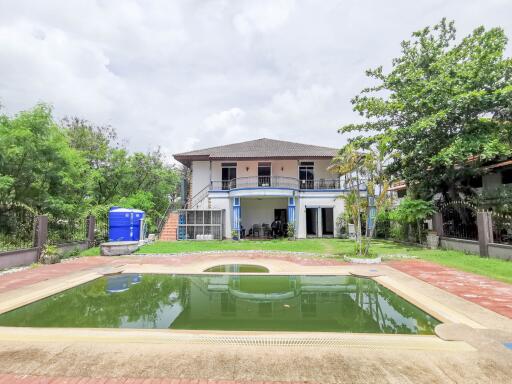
330 141 392 257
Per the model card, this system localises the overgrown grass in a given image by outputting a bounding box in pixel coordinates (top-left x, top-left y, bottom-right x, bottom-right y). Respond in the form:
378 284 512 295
79 238 512 284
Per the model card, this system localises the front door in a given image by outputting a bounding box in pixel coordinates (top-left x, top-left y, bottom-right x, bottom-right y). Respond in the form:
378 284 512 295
321 208 334 236
221 163 237 190
306 207 334 237
306 208 317 236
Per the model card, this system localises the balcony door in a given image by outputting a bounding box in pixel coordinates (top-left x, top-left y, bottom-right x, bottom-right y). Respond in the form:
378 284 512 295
258 162 271 187
221 163 237 190
299 162 314 189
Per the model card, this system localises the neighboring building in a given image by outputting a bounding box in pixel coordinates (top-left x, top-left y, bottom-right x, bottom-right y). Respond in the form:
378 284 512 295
166 138 345 240
388 158 512 202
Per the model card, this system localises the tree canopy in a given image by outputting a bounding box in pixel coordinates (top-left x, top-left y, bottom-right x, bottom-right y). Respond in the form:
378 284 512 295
0 104 181 230
341 19 512 200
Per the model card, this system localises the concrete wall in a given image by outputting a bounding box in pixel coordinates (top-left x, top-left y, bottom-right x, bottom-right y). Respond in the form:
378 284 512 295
314 159 334 180
0 248 39 269
0 241 89 270
488 243 512 261
191 161 210 197
210 195 231 238
482 172 502 190
56 241 89 254
240 197 288 232
440 237 480 254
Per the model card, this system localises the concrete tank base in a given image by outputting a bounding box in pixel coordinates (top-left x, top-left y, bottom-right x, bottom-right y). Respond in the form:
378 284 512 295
100 241 140 256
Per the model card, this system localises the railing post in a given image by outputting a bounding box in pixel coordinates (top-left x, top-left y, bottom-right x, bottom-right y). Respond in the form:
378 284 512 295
33 215 48 258
86 215 96 247
477 211 492 257
432 212 443 237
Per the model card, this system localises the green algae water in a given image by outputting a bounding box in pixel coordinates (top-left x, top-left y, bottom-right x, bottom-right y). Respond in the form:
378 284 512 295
0 274 440 334
204 264 269 273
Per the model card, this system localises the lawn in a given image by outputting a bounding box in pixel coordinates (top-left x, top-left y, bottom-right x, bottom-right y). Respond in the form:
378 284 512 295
81 238 512 284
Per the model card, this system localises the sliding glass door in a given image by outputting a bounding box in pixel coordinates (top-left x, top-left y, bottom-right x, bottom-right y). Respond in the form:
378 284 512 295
221 163 237 190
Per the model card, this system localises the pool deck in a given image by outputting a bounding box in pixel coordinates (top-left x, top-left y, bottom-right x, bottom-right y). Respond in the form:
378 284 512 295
0 251 511 383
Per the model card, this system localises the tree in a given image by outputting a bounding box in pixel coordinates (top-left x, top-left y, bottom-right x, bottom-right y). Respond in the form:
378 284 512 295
389 198 435 243
64 117 181 230
340 19 512 200
0 105 181 232
330 140 392 256
0 104 88 216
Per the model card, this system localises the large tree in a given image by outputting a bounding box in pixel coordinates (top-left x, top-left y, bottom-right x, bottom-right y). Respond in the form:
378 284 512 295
341 19 512 200
64 118 181 229
0 105 181 231
0 104 88 216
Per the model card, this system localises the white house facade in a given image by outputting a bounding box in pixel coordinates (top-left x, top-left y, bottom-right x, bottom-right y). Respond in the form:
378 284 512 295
169 138 345 240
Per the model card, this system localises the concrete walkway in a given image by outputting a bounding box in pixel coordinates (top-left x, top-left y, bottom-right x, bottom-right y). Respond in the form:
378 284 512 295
0 374 313 383
388 259 512 319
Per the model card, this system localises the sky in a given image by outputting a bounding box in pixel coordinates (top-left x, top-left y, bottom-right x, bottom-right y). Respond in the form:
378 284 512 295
0 0 511 161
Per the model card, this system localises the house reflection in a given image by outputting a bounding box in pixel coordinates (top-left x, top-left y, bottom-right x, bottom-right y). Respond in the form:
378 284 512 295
167 275 439 334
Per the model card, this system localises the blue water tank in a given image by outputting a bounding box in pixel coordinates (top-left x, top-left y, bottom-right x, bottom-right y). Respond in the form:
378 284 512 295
108 207 145 241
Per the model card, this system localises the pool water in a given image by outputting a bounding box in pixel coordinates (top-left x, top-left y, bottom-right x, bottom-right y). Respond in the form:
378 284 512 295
204 264 269 273
0 274 440 334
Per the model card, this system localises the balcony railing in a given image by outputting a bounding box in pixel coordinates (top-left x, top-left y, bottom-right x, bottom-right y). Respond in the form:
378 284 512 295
210 176 341 191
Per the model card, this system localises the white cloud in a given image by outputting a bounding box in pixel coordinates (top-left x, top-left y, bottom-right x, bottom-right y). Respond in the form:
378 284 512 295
204 107 247 142
0 0 510 161
233 0 296 37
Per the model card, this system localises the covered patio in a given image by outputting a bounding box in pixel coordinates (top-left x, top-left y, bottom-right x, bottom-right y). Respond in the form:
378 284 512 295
239 197 291 238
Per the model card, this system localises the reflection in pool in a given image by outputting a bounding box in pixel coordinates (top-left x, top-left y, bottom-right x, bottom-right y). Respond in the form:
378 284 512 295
204 264 269 273
0 274 440 334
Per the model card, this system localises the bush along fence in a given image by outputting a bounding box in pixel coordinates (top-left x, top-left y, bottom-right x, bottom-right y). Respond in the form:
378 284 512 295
433 201 512 260
0 213 104 270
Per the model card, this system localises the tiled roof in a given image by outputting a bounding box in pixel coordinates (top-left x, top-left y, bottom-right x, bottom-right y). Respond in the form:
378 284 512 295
174 138 337 164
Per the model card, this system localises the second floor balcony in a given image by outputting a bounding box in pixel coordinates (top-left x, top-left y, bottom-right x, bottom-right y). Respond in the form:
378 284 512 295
210 176 342 191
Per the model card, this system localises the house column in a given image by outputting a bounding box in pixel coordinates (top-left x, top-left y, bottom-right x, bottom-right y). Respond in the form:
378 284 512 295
288 197 296 236
232 197 241 237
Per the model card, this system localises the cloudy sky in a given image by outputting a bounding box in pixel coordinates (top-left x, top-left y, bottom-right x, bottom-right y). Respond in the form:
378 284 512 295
0 0 511 160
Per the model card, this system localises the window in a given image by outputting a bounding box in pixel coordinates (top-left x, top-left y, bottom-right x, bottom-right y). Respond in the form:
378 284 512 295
221 163 237 190
258 162 271 187
299 161 314 189
468 175 483 189
502 168 512 185
397 189 407 198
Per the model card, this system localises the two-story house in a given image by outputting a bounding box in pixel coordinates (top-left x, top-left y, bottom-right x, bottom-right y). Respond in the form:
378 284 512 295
162 138 345 240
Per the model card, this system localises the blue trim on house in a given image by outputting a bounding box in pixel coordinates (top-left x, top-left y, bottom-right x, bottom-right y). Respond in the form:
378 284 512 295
209 187 348 193
232 197 241 234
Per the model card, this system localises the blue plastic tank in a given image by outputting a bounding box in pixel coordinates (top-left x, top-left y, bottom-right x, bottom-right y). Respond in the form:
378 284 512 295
108 207 145 241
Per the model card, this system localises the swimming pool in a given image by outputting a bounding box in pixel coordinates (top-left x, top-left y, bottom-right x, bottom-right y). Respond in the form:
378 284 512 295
0 274 440 334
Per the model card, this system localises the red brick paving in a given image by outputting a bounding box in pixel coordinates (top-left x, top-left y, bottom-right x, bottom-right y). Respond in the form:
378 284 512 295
0 257 115 294
0 375 314 384
387 259 512 319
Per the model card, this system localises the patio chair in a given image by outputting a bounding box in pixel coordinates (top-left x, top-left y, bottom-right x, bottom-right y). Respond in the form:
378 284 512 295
261 223 271 238
252 224 261 238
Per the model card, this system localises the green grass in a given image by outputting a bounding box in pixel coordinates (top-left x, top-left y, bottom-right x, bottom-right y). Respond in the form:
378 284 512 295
79 246 101 256
79 238 512 284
